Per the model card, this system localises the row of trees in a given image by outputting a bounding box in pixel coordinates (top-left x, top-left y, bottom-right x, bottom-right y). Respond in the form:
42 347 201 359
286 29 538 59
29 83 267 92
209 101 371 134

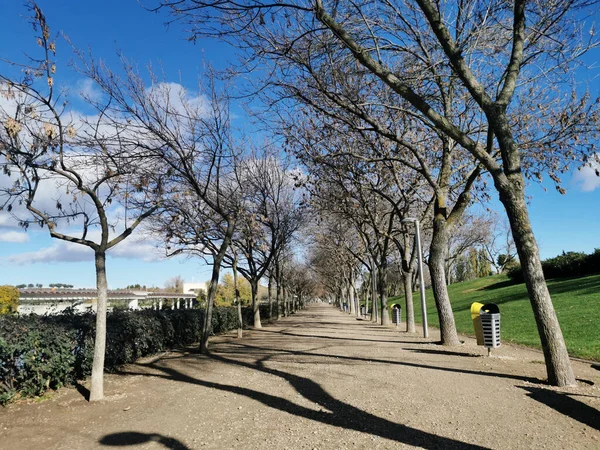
0 4 315 401
152 0 599 387
2 0 598 399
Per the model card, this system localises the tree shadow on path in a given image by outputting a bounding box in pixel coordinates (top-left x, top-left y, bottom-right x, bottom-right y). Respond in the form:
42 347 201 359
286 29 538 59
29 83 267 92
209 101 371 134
403 348 481 358
99 432 191 450
221 340 543 385
121 352 490 449
519 386 600 431
255 328 432 345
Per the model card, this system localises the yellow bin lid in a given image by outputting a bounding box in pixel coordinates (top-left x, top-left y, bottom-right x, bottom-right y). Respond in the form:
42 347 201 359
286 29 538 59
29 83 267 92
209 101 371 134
471 302 484 320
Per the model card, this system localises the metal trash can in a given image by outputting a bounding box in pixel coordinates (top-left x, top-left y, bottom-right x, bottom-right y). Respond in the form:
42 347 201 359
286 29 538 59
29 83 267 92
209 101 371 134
392 305 401 327
480 303 501 349
471 302 485 345
360 306 366 316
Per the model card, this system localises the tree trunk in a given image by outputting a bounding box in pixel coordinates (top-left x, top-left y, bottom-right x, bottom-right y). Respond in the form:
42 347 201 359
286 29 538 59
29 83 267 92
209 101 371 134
498 182 576 386
402 269 416 333
268 275 273 323
429 212 461 345
348 274 356 315
379 260 390 326
201 261 219 353
275 262 282 319
276 276 282 319
201 220 234 353
370 266 378 323
89 250 108 402
234 255 242 338
251 279 262 328
364 281 369 317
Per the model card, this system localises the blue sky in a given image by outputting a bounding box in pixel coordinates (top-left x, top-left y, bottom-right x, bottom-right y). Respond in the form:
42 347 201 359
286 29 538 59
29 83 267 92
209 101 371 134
0 1 599 288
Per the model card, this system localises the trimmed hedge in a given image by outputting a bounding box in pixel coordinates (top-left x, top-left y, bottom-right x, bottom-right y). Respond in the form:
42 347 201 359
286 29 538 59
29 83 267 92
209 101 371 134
0 305 274 405
507 249 600 282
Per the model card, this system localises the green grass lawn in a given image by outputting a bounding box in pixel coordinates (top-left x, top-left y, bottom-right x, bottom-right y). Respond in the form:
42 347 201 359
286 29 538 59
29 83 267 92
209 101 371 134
389 273 600 361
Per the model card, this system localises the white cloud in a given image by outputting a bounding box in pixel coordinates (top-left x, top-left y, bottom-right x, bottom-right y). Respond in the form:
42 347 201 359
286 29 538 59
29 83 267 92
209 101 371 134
1 79 208 265
3 232 166 265
5 240 93 265
0 230 29 243
108 236 166 262
572 157 600 192
75 78 103 103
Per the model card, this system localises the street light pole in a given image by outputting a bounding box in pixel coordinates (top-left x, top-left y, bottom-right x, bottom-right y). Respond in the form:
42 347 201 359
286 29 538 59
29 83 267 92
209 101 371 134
402 218 429 338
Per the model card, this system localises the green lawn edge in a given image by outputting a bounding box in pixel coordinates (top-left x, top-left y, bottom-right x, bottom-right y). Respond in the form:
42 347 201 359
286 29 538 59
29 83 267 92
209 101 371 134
389 273 600 361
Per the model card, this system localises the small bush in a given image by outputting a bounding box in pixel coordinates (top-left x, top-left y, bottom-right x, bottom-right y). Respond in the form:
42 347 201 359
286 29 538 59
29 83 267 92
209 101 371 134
0 316 77 404
0 286 19 315
0 304 278 405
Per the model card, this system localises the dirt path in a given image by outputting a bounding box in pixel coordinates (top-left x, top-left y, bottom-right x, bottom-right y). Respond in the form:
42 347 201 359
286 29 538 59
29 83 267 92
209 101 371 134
1 304 599 449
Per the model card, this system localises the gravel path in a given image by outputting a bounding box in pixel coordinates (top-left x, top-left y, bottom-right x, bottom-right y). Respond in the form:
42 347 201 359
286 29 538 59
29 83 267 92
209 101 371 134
1 304 599 449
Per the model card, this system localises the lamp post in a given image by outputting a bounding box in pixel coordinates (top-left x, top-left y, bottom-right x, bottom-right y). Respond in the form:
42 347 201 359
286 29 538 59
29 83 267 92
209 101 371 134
402 218 429 338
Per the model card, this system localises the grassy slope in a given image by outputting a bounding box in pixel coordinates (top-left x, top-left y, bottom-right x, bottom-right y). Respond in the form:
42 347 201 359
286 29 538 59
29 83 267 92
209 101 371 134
389 274 600 361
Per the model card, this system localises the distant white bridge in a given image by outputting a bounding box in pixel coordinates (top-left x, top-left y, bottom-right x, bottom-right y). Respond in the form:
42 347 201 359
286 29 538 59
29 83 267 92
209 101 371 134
18 288 198 315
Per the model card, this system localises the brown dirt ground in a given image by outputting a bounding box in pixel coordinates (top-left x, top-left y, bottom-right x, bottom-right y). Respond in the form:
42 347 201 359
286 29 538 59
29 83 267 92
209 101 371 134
1 304 599 450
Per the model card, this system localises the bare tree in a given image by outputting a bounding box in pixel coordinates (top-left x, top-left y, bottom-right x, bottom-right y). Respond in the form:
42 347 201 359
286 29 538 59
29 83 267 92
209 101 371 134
164 275 185 293
226 151 305 327
157 0 600 386
480 214 518 274
78 54 244 353
0 5 157 401
445 214 492 284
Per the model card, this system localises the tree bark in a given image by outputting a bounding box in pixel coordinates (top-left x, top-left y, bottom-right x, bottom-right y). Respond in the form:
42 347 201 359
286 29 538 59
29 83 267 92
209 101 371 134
234 255 242 338
348 273 356 315
275 262 282 319
89 250 108 402
268 275 273 323
428 210 461 345
370 266 378 323
498 182 576 386
402 269 416 333
379 260 390 326
276 276 282 319
201 260 219 353
251 279 262 328
363 280 369 317
201 220 235 353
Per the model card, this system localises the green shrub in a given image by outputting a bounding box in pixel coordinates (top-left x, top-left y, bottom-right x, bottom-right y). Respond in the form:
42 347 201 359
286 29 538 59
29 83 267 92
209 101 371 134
0 305 277 405
0 316 77 404
0 286 19 315
506 249 600 283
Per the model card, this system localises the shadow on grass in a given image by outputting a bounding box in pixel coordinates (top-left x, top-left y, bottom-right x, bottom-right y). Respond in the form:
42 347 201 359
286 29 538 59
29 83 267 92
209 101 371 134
520 386 600 431
121 352 490 449
453 276 600 310
546 276 600 297
481 279 519 291
99 432 190 450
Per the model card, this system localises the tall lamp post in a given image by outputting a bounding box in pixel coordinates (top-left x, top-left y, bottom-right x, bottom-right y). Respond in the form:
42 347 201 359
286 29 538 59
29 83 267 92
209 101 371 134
402 218 429 338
